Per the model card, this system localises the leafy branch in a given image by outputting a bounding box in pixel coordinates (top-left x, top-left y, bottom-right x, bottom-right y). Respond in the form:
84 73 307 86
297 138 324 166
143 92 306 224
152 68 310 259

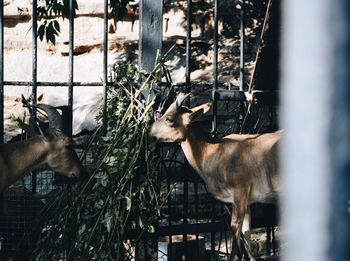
33 52 173 260
37 0 131 44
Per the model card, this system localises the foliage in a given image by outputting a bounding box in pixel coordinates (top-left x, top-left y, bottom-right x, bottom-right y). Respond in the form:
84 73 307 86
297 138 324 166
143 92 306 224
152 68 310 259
37 0 78 44
33 57 171 260
37 0 131 44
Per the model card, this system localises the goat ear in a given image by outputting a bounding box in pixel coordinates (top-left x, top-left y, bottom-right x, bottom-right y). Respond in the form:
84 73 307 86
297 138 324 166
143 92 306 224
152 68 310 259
191 102 212 114
188 102 212 123
189 108 205 122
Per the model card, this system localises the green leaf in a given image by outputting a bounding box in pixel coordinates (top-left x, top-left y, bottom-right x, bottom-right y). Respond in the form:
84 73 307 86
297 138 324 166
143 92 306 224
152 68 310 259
52 20 60 32
105 215 112 232
100 176 107 187
125 196 131 211
138 217 144 229
147 225 155 234
94 199 104 209
38 24 45 41
45 24 56 44
78 224 86 235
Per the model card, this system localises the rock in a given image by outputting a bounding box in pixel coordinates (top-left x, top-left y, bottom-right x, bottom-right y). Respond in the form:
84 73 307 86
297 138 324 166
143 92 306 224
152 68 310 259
60 39 102 56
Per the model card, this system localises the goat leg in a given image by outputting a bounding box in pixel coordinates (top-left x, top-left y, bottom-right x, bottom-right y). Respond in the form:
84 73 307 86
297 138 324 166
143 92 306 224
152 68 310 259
230 187 250 260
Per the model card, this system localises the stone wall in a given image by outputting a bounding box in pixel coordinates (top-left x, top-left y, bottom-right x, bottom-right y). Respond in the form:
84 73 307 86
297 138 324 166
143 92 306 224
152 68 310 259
2 0 244 141
3 0 136 141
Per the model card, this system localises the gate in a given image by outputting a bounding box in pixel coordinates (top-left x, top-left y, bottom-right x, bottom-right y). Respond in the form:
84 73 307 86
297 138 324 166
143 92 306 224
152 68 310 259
0 0 280 260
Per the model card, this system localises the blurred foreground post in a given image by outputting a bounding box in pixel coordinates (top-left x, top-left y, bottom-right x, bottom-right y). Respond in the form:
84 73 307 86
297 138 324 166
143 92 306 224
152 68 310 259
139 0 163 72
137 2 163 260
281 0 350 260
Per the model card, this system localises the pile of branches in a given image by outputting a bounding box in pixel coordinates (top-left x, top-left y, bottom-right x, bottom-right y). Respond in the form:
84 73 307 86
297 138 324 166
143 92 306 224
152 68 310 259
33 57 172 260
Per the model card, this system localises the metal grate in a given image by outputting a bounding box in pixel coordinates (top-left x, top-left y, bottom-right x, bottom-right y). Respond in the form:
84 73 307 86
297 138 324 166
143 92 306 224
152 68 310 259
0 0 280 260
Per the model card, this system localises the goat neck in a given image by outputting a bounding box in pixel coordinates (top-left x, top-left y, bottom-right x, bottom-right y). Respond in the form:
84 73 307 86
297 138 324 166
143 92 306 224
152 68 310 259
180 122 219 175
0 136 48 192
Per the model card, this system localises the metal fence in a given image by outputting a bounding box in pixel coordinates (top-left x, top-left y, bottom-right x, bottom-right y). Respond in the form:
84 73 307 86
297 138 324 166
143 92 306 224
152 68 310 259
0 0 279 260
0 0 109 259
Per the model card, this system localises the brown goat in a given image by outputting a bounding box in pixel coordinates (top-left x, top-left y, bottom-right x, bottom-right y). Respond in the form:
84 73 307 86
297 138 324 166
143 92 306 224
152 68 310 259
149 93 281 257
0 103 85 192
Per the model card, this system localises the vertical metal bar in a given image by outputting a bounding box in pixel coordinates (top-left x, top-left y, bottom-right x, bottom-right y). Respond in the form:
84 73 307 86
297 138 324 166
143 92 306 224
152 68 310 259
182 0 192 252
211 0 219 255
224 231 229 257
185 0 192 90
31 0 38 194
32 0 37 104
139 0 163 73
213 0 218 88
272 227 276 255
211 0 219 134
194 178 199 241
68 0 74 137
102 0 108 133
239 0 245 91
266 226 271 255
166 164 172 260
183 175 188 244
218 229 223 257
0 0 4 142
210 201 216 254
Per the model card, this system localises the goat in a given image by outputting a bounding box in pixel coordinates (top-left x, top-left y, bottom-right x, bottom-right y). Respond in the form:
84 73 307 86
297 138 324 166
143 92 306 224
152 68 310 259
149 93 281 257
0 102 86 192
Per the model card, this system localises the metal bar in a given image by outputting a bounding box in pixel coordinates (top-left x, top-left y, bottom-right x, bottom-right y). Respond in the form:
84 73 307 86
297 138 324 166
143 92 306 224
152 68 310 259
213 0 218 89
210 201 216 253
213 89 279 104
164 157 173 259
102 0 108 133
194 178 199 241
166 168 172 225
182 0 192 250
139 0 163 72
125 222 229 239
3 81 104 86
183 175 188 245
211 2 223 251
266 226 271 255
239 0 245 91
31 0 38 194
32 0 37 104
211 0 219 135
166 169 172 260
224 231 229 257
2 81 239 88
215 90 246 101
68 0 75 137
0 1 4 142
272 227 276 255
185 0 192 89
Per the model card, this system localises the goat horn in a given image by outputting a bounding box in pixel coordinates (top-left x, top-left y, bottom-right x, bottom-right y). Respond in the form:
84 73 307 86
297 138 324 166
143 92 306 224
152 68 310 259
21 95 33 114
33 104 63 130
175 93 190 109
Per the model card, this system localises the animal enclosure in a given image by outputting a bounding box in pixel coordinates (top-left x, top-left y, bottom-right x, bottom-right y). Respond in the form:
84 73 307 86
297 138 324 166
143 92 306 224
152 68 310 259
0 0 281 260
